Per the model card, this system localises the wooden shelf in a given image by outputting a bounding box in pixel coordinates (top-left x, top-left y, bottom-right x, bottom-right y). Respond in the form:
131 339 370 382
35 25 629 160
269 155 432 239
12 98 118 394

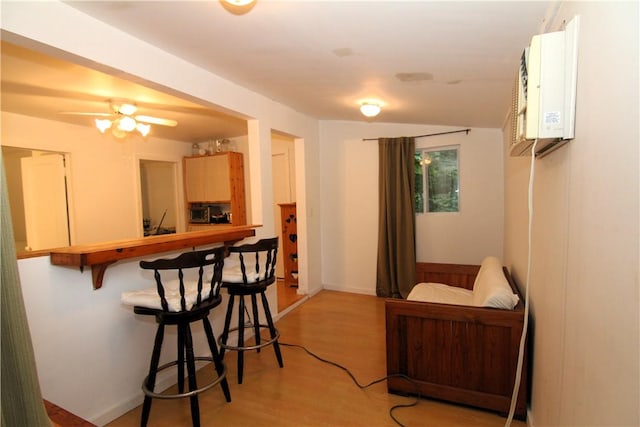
49 225 258 289
279 203 298 288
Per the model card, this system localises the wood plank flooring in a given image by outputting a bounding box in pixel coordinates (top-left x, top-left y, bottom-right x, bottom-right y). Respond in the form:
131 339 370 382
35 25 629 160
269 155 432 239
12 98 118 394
106 290 526 427
277 278 305 312
46 400 96 427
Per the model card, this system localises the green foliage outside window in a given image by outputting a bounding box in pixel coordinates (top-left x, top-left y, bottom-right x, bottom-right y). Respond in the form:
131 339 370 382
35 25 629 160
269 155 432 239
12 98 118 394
414 153 425 212
415 147 459 213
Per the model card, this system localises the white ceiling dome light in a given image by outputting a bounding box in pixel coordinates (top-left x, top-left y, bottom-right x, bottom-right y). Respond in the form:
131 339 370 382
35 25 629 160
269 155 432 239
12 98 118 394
220 0 256 14
223 0 254 5
360 102 382 118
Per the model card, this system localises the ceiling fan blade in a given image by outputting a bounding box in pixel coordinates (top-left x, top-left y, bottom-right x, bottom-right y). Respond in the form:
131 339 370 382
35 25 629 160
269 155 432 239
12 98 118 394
59 111 113 117
135 115 178 127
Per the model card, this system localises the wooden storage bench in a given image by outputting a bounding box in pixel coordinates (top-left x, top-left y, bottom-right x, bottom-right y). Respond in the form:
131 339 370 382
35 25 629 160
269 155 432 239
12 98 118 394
385 262 528 419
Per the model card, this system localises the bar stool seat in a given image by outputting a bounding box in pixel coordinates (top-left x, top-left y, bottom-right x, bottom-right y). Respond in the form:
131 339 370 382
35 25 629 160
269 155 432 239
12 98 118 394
121 247 231 427
218 237 284 384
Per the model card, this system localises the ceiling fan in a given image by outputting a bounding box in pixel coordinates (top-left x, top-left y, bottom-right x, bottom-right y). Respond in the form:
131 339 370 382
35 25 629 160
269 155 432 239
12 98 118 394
61 99 178 138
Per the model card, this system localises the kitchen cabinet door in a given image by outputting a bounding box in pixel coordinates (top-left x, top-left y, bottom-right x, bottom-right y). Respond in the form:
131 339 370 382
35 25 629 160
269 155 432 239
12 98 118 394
184 154 231 202
184 156 207 202
183 152 247 226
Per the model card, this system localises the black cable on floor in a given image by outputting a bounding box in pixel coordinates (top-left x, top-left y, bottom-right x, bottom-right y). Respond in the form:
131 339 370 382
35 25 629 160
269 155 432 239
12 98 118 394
280 342 421 427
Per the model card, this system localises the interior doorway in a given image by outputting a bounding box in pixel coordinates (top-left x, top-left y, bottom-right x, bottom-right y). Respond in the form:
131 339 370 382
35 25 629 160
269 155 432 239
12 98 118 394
139 159 179 236
271 131 303 312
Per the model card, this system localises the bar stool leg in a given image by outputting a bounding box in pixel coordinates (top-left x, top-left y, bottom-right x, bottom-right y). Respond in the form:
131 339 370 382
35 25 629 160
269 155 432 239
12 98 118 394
260 291 283 368
237 296 246 384
202 317 231 402
220 295 235 359
250 293 261 352
141 324 165 427
177 324 185 394
183 323 200 427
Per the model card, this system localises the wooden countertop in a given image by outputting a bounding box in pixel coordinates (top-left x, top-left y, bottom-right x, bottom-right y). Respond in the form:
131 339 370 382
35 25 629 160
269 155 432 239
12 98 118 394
49 225 258 289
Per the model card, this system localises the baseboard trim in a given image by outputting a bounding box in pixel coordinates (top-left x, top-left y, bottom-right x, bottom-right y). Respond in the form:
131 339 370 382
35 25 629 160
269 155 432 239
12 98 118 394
322 284 377 296
88 365 197 426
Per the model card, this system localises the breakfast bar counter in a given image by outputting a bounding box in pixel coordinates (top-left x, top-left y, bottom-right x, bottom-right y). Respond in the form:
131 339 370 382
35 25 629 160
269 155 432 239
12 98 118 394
49 225 258 289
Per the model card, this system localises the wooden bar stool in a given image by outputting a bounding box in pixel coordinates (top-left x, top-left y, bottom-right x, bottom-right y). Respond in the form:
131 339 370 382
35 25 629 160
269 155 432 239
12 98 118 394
218 237 284 384
121 247 231 427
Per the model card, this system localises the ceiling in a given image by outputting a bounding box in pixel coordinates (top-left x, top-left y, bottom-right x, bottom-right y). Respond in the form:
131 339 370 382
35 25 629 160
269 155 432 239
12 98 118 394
1 1 553 142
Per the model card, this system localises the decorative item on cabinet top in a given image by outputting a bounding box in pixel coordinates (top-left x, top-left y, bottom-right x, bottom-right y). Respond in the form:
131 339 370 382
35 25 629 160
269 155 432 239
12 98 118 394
191 139 237 156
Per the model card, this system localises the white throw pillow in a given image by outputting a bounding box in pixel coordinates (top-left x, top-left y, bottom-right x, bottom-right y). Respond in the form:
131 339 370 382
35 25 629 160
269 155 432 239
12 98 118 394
482 287 520 310
472 256 519 310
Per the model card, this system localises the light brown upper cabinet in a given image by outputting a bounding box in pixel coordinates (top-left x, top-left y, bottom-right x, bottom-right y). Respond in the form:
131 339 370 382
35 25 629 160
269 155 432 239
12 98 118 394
183 152 246 227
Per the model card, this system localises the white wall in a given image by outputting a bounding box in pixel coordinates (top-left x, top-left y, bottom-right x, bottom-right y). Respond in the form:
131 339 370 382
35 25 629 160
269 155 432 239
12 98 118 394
2 1 322 424
504 2 639 425
319 121 504 295
415 128 504 264
17 253 235 425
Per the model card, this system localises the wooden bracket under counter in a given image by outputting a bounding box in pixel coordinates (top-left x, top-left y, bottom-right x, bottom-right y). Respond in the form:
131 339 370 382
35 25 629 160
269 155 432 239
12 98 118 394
49 225 259 290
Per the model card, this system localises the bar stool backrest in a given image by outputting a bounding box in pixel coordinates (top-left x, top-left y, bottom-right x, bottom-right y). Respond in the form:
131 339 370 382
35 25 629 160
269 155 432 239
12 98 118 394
225 237 278 287
139 246 226 312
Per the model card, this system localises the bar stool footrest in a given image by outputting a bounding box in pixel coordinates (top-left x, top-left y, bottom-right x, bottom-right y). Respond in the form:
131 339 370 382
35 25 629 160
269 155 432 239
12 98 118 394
142 356 227 399
218 324 280 352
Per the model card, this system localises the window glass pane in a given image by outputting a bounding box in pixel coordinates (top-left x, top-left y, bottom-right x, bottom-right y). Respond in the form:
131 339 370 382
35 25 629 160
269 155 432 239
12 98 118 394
415 147 459 213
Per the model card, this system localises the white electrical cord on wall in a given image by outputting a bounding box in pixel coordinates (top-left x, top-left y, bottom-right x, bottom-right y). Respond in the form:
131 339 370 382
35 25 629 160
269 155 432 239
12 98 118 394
505 139 538 426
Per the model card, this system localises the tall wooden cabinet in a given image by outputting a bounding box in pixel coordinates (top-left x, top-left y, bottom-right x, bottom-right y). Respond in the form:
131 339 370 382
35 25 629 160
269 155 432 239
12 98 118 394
183 152 246 230
279 203 298 287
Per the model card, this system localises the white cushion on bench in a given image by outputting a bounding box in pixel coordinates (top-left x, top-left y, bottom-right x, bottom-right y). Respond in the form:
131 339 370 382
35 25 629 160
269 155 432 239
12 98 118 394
407 282 474 306
407 256 519 310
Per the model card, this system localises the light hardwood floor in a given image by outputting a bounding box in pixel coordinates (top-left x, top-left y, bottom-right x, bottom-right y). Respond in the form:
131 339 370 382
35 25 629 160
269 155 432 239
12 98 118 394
106 290 526 427
277 278 305 312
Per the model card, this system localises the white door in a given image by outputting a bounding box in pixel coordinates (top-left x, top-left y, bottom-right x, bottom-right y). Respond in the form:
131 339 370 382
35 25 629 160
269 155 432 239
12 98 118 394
272 150 292 278
21 154 70 251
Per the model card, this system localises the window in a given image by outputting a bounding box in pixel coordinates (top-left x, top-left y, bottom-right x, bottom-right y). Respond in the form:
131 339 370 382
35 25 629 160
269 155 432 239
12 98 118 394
415 146 459 213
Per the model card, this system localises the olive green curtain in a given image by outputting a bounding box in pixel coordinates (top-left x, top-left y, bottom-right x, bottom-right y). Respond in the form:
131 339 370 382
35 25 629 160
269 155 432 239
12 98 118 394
1 152 53 426
376 137 416 299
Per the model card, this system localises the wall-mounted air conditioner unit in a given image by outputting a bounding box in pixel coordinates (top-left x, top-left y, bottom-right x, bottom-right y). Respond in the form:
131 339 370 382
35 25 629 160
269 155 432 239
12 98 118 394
511 16 580 157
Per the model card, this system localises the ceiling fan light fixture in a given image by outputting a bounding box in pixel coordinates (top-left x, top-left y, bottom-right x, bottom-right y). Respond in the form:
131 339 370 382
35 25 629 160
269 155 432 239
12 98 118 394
95 118 112 133
111 127 127 139
135 115 178 127
117 116 137 132
112 101 137 116
360 102 381 118
136 123 151 137
81 99 176 139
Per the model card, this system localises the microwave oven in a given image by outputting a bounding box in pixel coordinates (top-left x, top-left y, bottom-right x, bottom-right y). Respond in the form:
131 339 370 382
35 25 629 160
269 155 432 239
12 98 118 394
189 206 210 223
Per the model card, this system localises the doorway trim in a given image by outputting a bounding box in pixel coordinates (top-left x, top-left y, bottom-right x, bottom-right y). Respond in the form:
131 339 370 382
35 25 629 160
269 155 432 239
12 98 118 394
133 154 184 238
